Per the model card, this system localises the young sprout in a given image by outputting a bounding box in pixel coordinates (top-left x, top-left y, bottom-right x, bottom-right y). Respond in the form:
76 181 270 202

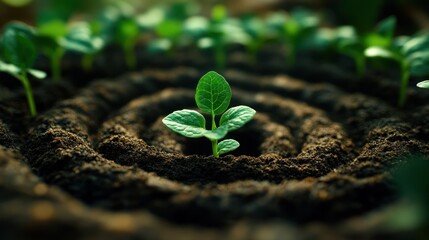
192 5 249 71
154 20 183 57
365 32 429 107
66 22 105 72
240 14 266 65
98 3 140 69
35 19 103 80
0 24 47 117
35 20 68 81
267 8 319 68
162 71 256 158
338 16 396 77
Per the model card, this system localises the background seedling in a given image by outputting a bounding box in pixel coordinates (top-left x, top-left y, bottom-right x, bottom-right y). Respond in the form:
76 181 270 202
66 22 105 72
364 32 429 107
162 71 256 158
98 3 140 69
337 16 396 77
267 8 319 68
0 24 46 117
240 14 266 65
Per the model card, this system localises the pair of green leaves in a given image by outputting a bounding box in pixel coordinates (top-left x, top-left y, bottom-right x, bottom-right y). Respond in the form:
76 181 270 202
162 71 256 157
0 23 46 79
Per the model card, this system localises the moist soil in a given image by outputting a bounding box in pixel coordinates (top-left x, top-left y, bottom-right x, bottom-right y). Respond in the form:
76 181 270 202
1 52 429 240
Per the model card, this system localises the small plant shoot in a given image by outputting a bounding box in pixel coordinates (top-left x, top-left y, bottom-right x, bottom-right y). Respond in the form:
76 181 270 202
0 25 46 117
162 71 256 157
365 32 429 107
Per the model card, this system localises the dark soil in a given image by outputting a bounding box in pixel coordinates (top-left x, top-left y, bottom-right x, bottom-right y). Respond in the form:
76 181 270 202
1 57 429 239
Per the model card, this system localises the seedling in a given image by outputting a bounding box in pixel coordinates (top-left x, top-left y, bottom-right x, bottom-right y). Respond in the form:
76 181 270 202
267 8 319 68
66 22 105 72
364 32 429 107
35 19 103 81
97 3 140 69
240 14 266 64
162 71 256 158
154 20 183 57
338 16 396 77
0 24 46 117
192 5 249 71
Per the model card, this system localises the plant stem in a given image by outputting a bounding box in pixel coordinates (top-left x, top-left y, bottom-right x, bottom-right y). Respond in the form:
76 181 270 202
398 65 410 108
356 55 366 78
286 43 296 69
51 47 64 82
215 42 225 71
19 72 37 117
82 54 94 72
211 113 219 158
124 43 136 70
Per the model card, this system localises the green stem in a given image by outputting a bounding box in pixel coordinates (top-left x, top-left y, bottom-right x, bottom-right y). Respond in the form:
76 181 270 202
51 47 65 82
215 42 225 71
20 72 37 117
356 55 366 78
82 54 95 72
286 43 296 69
124 43 136 70
211 113 219 158
398 65 410 108
247 44 258 66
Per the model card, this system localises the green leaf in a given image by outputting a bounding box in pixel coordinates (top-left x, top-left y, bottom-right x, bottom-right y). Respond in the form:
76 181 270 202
64 22 104 53
376 16 396 40
114 17 139 44
364 47 401 61
218 139 239 155
408 51 429 77
338 39 363 58
156 20 182 41
195 71 231 115
417 80 429 89
162 109 206 138
202 125 228 140
220 105 256 131
2 21 35 39
27 69 47 79
212 4 227 23
402 34 429 56
38 20 68 38
1 29 36 70
0 60 20 75
147 39 172 54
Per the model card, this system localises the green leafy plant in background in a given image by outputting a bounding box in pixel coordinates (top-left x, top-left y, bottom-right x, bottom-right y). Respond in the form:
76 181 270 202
66 22 105 72
0 23 46 117
147 3 196 57
364 32 429 107
162 71 256 158
240 14 266 65
336 0 385 33
267 8 319 68
97 3 140 69
34 19 104 81
337 16 396 77
190 4 249 71
389 155 429 231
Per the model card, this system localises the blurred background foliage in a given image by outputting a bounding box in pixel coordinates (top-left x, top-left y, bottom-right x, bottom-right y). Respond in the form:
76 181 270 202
1 0 429 33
